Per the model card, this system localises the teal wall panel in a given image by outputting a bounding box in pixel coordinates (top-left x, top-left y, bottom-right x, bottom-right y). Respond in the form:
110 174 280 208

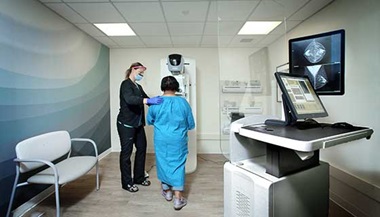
0 1 111 215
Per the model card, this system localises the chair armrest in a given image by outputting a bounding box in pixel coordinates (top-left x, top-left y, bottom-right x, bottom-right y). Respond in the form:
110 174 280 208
70 138 99 158
14 158 59 178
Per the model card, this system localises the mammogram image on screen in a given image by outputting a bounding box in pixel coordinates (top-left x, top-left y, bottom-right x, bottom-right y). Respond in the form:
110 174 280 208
304 40 326 63
290 31 343 94
305 65 328 89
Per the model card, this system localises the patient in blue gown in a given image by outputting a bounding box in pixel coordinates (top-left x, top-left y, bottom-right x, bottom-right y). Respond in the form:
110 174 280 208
147 76 195 210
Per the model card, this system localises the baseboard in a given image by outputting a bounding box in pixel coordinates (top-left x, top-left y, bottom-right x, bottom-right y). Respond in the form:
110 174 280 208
329 165 380 217
12 185 55 217
99 148 112 160
12 148 112 217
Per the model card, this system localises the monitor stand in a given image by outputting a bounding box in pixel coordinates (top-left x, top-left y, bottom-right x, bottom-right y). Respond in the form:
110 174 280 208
265 95 322 130
265 94 296 126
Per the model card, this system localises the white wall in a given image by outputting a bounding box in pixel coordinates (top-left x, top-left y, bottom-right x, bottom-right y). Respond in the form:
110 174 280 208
110 48 260 153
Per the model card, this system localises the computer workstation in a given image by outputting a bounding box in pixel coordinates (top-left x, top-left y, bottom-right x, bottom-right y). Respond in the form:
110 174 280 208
264 72 354 130
224 72 373 216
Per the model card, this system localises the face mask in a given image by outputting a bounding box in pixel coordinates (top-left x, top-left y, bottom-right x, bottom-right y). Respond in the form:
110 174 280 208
135 74 143 81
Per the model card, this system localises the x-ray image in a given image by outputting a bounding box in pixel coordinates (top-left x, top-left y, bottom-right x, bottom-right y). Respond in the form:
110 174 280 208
289 29 345 95
305 65 328 89
304 40 326 63
303 40 328 89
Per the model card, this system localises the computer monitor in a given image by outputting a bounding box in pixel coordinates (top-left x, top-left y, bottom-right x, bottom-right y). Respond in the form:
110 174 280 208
265 72 328 126
289 29 345 95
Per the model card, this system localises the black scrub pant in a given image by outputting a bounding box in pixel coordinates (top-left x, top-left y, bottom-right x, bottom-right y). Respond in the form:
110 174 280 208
117 123 147 188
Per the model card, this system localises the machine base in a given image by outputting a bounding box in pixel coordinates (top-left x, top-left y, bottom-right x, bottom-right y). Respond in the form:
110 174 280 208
224 160 329 217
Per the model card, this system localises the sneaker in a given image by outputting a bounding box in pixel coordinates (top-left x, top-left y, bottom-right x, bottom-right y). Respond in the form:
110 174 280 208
173 197 187 210
136 179 151 186
122 184 139 193
161 190 173 201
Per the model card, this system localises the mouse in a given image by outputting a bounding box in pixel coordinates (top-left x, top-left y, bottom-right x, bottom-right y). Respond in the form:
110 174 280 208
331 122 354 129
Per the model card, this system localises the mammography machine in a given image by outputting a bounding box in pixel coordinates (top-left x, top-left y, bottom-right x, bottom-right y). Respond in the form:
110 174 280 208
224 72 373 216
160 54 197 173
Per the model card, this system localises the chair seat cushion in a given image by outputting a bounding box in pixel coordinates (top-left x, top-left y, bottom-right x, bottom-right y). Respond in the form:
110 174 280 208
27 156 97 185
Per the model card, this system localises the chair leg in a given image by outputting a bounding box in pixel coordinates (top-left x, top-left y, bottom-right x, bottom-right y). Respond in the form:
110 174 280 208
54 182 60 217
96 161 99 191
6 168 20 217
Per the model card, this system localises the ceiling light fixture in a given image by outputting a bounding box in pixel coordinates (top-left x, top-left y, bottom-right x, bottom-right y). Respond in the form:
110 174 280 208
238 21 282 35
94 23 136 36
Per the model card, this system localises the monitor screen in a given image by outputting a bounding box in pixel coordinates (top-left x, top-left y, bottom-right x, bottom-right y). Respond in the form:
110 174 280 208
275 72 328 121
289 29 345 95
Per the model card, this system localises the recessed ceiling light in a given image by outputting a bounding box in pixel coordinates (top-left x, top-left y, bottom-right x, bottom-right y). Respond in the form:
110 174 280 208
238 21 282 35
94 23 136 36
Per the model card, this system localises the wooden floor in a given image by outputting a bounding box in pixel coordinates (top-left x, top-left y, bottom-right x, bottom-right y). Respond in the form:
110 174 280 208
22 153 353 217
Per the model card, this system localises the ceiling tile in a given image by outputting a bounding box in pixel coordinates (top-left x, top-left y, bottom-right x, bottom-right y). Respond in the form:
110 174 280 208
162 1 209 22
219 22 245 36
200 35 233 47
63 0 109 2
248 0 310 21
229 35 265 47
111 0 158 2
167 23 204 36
265 0 309 14
111 36 145 47
172 36 201 46
38 0 334 48
203 22 218 35
270 20 302 35
248 0 289 21
255 34 283 47
45 3 88 23
40 0 62 2
75 23 105 37
140 36 172 47
288 0 334 21
204 21 245 36
207 1 260 22
114 2 165 23
93 36 118 47
68 3 125 23
200 36 218 46
129 23 169 36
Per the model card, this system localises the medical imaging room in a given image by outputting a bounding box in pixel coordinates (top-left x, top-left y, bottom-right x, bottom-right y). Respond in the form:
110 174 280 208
0 0 379 216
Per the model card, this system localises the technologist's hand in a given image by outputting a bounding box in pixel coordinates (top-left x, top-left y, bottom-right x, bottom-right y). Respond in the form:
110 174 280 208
147 96 163 105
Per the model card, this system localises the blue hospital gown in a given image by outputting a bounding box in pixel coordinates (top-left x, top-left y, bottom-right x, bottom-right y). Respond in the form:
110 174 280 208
147 96 195 189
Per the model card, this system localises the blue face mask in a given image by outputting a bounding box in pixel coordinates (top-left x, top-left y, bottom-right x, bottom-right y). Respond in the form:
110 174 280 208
135 74 143 81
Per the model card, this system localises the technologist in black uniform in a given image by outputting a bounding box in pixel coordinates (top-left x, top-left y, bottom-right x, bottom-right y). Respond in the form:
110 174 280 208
117 62 163 193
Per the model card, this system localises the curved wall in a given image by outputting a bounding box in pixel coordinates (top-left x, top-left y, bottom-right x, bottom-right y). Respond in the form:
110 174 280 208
0 1 110 215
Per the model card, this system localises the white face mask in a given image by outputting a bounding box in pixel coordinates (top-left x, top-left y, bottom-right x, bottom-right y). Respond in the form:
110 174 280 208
135 73 143 81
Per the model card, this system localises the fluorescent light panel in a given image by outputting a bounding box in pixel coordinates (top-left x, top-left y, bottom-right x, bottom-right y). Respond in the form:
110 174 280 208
238 21 282 35
94 23 135 36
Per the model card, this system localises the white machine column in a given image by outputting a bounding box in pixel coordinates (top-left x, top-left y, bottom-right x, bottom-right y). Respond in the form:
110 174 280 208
160 54 197 173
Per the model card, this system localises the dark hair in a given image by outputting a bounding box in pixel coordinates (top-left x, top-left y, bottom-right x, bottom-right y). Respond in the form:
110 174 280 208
161 76 179 92
125 62 144 79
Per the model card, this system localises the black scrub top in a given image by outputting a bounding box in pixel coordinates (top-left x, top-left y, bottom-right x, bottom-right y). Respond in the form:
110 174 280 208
117 78 149 127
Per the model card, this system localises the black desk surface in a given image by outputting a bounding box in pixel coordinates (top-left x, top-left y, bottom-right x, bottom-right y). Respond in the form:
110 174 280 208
239 123 373 152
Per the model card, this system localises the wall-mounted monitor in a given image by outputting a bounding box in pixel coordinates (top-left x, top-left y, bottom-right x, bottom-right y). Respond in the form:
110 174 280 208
289 29 345 95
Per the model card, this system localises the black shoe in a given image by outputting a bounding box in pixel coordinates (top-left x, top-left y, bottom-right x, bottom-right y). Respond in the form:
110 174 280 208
123 184 139 192
136 179 151 186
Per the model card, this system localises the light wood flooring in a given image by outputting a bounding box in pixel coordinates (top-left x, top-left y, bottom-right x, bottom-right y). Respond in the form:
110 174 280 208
21 153 353 217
